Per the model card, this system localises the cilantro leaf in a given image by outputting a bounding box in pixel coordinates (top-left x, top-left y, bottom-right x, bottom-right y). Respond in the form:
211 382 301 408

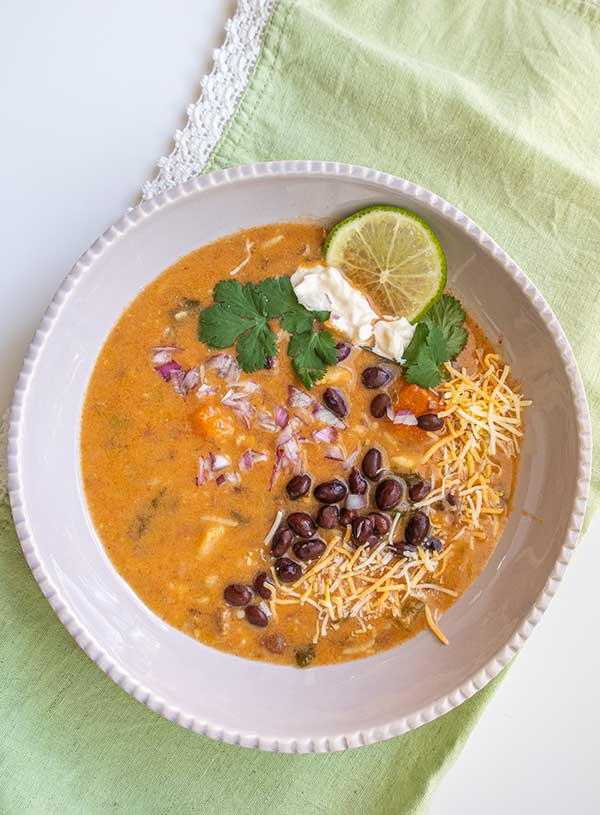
426 324 449 364
199 280 275 371
280 307 318 334
255 276 297 318
257 275 329 333
198 303 251 348
404 323 448 388
403 324 449 388
402 294 467 388
236 322 278 372
405 345 443 388
213 280 257 316
288 330 338 389
423 294 467 359
403 323 429 367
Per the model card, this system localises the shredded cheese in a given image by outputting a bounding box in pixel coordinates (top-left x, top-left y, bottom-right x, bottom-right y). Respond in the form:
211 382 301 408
425 605 449 645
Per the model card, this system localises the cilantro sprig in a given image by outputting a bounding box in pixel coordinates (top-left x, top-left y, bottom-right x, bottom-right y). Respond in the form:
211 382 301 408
287 330 338 389
198 275 333 384
403 294 468 388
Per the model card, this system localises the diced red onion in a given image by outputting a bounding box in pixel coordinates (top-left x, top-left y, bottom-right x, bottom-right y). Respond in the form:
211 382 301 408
222 396 254 429
386 404 418 426
346 493 368 510
280 435 301 468
224 381 261 400
195 455 208 486
209 452 230 472
151 350 172 366
344 445 361 468
275 424 294 448
269 447 285 490
216 471 241 487
173 366 200 396
323 444 345 461
274 405 289 428
196 383 218 399
312 403 346 430
151 345 180 365
240 450 268 471
154 360 183 381
288 386 315 410
312 426 338 444
206 353 240 383
256 410 278 432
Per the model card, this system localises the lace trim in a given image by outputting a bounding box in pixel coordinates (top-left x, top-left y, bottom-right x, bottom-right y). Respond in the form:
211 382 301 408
142 0 275 200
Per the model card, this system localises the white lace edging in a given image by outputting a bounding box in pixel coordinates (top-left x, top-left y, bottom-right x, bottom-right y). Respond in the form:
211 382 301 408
142 0 275 200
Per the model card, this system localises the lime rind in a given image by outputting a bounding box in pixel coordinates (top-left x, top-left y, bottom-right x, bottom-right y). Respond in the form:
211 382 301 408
324 205 447 322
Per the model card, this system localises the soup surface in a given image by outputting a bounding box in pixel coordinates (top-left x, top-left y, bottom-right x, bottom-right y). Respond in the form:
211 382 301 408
81 222 527 666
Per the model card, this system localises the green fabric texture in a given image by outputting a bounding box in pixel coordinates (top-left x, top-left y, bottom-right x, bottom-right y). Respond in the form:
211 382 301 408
2 0 599 813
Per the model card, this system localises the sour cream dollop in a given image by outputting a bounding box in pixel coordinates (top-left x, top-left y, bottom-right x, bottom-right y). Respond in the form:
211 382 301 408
291 265 377 343
291 264 416 362
372 316 415 364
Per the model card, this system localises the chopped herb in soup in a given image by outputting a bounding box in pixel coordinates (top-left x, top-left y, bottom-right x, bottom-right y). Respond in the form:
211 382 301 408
81 214 530 667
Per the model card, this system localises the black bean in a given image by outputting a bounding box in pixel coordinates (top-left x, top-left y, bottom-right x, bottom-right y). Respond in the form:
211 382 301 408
264 355 276 369
348 466 368 495
223 584 252 607
270 527 293 557
362 448 383 480
335 341 352 362
287 512 317 538
293 538 326 562
405 511 430 545
361 366 392 389
314 479 347 504
368 512 391 536
370 393 391 418
245 605 269 627
375 478 406 511
446 493 458 507
274 557 303 583
323 387 348 419
409 479 431 503
339 508 359 526
317 504 340 529
417 413 444 431
364 534 381 550
286 473 312 500
425 536 443 553
253 571 275 600
352 516 374 545
262 632 287 653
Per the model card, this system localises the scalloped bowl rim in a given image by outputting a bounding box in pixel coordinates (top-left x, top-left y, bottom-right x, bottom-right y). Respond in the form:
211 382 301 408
7 160 592 752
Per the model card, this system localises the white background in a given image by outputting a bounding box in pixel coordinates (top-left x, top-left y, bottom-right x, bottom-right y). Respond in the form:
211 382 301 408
1 2 598 812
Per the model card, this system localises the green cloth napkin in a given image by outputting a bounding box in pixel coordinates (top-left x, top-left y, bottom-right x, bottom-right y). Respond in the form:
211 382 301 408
2 1 599 813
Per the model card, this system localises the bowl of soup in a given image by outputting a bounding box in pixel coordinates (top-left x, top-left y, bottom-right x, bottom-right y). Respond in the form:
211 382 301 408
8 161 591 751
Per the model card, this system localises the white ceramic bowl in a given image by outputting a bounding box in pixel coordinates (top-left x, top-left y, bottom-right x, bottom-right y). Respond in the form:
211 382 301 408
8 161 592 752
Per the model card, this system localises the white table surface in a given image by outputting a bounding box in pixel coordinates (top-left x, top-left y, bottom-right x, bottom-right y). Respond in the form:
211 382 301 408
2 2 598 812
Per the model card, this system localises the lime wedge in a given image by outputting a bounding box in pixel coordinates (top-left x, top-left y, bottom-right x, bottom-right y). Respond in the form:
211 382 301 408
323 206 446 322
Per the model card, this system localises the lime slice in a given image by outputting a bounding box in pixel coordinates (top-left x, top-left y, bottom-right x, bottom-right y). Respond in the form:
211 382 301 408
323 205 446 322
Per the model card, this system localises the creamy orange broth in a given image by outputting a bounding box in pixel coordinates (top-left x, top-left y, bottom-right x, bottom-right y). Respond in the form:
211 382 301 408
81 223 517 666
